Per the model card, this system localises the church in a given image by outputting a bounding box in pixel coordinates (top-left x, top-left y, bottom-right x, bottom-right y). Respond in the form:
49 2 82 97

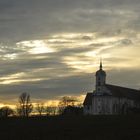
83 61 140 115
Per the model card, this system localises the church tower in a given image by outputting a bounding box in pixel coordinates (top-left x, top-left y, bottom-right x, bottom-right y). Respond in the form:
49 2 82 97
95 59 106 94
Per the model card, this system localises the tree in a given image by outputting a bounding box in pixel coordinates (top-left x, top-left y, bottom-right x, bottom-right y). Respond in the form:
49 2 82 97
0 106 14 117
17 93 33 117
59 96 77 107
36 103 45 116
58 96 78 114
62 106 83 115
45 106 57 116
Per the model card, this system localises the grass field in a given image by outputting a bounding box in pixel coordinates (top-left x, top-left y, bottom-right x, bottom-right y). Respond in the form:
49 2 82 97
0 115 140 140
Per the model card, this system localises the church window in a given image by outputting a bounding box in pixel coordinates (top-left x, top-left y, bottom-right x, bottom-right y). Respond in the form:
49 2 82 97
98 82 101 86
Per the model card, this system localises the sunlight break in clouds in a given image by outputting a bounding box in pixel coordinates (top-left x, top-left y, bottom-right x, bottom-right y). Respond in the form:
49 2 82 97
17 40 55 54
0 72 43 85
15 33 140 74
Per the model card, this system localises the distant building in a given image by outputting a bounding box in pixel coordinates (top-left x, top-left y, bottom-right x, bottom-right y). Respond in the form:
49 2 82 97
83 61 140 115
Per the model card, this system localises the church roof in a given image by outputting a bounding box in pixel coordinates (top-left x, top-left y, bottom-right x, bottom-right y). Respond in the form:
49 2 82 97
83 84 140 106
83 92 93 106
106 84 140 101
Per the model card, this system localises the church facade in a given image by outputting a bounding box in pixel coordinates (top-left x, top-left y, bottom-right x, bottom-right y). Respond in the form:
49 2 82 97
83 61 140 115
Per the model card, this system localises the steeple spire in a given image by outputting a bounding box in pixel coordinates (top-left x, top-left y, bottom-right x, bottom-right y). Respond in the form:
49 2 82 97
95 57 106 95
100 58 102 70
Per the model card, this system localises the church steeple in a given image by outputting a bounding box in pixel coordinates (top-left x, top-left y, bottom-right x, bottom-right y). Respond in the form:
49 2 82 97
95 59 106 94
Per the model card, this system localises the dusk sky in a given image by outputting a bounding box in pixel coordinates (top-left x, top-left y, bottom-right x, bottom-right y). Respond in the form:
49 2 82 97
0 0 140 106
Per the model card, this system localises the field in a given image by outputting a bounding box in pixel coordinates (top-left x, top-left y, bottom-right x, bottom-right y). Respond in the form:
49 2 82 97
0 115 140 140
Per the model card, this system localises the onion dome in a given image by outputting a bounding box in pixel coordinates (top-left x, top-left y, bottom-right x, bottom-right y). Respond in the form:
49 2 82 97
95 60 106 76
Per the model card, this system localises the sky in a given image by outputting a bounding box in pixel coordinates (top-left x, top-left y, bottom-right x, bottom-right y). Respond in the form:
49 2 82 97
0 0 140 106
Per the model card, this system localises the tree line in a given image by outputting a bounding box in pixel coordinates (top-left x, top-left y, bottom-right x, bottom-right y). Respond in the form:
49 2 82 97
0 93 83 117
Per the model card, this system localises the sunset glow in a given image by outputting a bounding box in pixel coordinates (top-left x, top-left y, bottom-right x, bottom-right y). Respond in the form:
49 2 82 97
17 40 55 54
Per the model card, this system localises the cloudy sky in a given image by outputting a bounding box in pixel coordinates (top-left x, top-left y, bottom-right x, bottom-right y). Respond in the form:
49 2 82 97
0 0 140 106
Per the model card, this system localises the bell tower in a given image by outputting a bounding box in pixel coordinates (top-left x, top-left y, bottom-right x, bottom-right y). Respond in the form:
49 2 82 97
95 59 106 94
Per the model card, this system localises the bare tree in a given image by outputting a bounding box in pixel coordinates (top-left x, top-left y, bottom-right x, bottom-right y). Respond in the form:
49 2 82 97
58 96 78 114
45 106 57 116
51 106 57 116
0 106 14 117
17 93 33 117
36 103 45 116
59 96 77 107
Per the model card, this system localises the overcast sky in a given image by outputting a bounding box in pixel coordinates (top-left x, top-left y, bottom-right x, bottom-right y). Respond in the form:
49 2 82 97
0 0 140 106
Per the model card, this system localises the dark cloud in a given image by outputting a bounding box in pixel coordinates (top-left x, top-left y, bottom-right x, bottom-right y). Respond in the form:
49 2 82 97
0 73 93 103
82 36 92 40
107 68 140 89
0 0 139 42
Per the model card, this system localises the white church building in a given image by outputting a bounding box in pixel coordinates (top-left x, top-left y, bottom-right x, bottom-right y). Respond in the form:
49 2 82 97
83 61 140 115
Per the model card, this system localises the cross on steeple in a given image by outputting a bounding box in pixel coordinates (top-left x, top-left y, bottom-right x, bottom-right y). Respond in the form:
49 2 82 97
100 58 102 70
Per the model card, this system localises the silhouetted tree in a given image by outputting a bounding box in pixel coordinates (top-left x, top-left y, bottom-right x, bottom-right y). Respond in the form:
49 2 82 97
0 106 14 117
62 106 83 115
45 106 56 116
36 103 45 116
17 93 33 117
59 96 77 106
58 96 78 114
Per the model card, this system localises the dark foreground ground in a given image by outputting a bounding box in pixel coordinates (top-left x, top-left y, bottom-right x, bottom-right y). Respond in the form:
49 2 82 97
1 115 140 140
